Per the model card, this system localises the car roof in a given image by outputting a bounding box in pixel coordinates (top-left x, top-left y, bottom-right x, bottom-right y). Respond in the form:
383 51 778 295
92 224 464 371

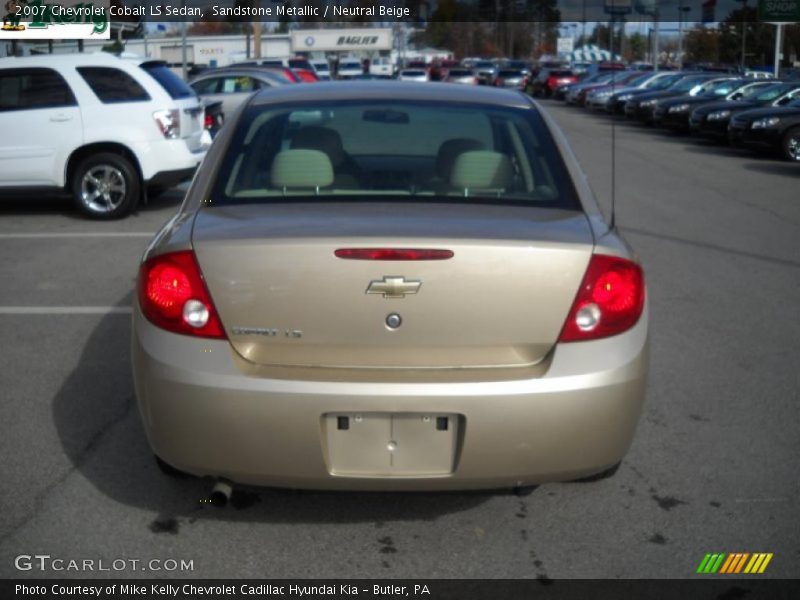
192 67 283 79
0 52 149 68
250 80 532 108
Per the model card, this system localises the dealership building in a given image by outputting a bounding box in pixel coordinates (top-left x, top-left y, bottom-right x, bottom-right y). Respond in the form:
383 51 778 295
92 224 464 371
1 26 451 68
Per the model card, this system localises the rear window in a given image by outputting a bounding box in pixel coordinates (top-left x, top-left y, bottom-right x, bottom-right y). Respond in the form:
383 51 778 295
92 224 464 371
447 69 473 77
550 70 573 77
77 67 150 103
402 70 426 77
140 63 195 99
498 70 524 78
210 100 580 211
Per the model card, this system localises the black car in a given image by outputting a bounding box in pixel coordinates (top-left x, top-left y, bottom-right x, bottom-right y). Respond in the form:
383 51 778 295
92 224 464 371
690 82 800 141
728 99 800 161
652 79 772 132
606 73 685 114
624 74 720 124
554 72 610 101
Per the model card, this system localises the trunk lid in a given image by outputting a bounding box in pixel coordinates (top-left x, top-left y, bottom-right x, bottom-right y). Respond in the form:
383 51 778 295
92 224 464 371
192 203 594 370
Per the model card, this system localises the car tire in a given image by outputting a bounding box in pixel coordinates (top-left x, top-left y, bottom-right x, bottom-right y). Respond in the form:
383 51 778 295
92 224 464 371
781 127 800 162
570 461 621 483
146 186 169 199
71 153 140 219
154 454 192 479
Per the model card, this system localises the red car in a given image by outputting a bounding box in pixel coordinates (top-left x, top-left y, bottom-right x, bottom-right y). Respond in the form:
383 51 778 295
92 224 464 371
293 68 320 83
531 69 577 97
545 70 577 96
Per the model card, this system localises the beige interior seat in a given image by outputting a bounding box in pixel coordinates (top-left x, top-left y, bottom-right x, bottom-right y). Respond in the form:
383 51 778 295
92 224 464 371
434 138 487 180
270 149 334 192
290 126 360 188
449 150 513 196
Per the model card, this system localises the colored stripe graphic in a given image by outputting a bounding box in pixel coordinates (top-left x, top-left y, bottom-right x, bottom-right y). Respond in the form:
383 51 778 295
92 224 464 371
696 554 713 574
734 553 750 573
744 554 761 574
710 553 726 573
719 554 736 574
700 553 774 575
698 553 727 573
758 553 773 573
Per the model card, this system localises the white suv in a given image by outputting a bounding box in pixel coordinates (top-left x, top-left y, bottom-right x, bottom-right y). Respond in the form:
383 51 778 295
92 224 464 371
0 52 207 218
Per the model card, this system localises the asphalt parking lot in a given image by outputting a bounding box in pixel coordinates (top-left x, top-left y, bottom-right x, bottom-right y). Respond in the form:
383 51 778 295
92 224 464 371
1 101 798 580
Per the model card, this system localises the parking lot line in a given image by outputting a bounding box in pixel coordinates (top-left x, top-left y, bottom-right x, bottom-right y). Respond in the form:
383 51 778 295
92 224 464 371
0 232 153 239
0 306 132 315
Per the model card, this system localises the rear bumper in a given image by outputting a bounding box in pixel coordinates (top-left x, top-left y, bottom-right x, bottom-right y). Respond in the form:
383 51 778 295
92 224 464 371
147 167 197 189
132 306 648 491
135 139 206 182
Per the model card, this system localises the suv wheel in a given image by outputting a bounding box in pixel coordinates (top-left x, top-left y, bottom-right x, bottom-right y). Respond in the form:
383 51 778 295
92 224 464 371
72 153 140 219
782 127 800 162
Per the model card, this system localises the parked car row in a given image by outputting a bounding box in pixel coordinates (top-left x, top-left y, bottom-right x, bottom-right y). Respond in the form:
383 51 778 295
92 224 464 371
551 69 800 162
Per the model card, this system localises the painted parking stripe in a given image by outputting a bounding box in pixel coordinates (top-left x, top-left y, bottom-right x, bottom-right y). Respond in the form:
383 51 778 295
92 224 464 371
0 306 132 315
0 232 153 239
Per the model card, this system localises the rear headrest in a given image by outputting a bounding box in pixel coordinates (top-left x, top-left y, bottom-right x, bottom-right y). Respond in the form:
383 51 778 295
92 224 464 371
435 138 486 178
291 126 346 167
270 149 333 189
450 151 513 191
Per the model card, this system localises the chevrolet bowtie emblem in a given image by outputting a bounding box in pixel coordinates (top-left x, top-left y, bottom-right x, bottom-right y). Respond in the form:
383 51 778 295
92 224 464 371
366 276 422 299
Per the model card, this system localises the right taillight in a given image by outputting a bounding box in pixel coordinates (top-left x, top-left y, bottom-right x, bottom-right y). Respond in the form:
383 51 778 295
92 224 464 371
558 254 645 342
153 109 180 139
137 250 225 339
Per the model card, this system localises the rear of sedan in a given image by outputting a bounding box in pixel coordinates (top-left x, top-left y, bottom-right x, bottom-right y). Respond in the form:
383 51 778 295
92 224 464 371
132 83 648 491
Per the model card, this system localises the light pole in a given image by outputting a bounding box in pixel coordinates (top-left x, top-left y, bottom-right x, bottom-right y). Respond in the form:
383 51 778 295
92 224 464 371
677 3 691 69
735 0 748 71
773 23 783 78
582 0 587 48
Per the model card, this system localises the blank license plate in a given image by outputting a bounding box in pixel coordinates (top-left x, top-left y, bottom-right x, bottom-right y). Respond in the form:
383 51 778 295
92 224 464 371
324 413 458 477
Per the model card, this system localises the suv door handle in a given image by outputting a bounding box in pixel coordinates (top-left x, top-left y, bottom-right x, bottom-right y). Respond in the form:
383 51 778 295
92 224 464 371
50 114 73 122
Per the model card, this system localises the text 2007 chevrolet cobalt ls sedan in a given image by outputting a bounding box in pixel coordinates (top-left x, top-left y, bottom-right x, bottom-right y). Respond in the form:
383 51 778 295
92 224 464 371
132 82 648 491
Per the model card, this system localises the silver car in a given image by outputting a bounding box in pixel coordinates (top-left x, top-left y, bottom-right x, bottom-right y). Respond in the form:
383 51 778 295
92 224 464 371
189 67 286 117
398 69 429 82
133 82 648 492
444 68 478 85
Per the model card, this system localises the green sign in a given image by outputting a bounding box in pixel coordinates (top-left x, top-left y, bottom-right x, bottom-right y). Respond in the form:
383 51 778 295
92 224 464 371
759 0 800 21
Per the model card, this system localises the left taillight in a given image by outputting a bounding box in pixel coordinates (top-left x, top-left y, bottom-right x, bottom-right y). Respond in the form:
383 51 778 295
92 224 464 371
137 250 226 339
